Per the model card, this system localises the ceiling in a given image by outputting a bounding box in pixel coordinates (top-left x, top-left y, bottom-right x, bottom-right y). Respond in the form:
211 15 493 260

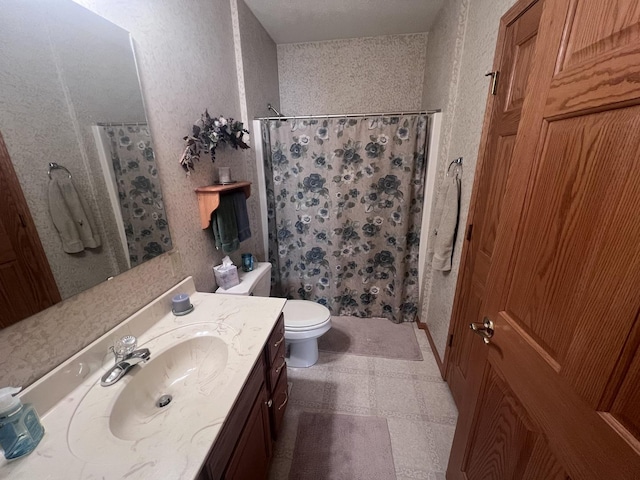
243 0 445 44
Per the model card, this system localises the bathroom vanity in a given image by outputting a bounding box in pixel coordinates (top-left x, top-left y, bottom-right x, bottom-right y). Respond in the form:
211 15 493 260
197 312 289 480
0 278 288 479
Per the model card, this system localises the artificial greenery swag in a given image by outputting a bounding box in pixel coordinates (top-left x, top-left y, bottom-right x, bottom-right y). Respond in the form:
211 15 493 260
180 110 250 173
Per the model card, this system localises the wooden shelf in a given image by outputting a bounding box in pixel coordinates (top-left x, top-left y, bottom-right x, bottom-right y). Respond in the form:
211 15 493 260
195 181 251 229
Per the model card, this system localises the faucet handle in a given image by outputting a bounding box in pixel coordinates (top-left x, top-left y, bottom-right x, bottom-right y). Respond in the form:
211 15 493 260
116 335 137 355
110 335 137 362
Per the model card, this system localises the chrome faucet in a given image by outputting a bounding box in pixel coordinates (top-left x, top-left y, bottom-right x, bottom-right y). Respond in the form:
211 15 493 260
101 335 151 387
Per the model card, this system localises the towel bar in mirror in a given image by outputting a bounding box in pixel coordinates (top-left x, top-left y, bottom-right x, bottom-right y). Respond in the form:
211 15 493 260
195 181 251 229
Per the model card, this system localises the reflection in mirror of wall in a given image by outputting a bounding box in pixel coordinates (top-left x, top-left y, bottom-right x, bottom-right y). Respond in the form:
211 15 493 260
0 0 173 329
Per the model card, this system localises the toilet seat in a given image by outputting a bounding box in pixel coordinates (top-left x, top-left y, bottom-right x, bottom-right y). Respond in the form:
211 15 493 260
283 300 331 330
285 318 331 331
284 318 331 343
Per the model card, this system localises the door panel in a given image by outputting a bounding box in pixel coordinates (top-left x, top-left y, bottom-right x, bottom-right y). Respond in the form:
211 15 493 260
0 221 17 263
505 0 543 111
505 106 640 405
507 108 640 335
506 35 537 111
520 438 569 480
475 134 515 262
448 0 640 478
446 0 543 408
465 368 537 479
465 364 571 480
562 0 640 69
487 310 640 478
609 339 640 441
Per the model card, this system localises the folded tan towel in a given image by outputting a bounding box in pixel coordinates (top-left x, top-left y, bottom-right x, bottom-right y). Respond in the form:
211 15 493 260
48 176 101 253
432 175 460 271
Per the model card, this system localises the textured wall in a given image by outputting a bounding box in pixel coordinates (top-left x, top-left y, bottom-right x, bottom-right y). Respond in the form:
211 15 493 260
420 0 518 361
231 0 280 261
278 34 428 116
0 0 264 388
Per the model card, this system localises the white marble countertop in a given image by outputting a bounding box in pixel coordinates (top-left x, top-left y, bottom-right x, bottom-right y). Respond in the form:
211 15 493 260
0 277 286 479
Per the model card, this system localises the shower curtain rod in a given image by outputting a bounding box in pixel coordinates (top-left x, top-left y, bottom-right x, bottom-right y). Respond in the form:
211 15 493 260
255 109 441 121
96 121 147 126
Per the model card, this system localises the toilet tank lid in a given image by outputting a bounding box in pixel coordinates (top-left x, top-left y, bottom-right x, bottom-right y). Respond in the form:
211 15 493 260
216 262 271 295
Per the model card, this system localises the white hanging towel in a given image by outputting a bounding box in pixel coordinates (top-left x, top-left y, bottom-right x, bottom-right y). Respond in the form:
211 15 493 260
48 175 101 253
431 175 461 271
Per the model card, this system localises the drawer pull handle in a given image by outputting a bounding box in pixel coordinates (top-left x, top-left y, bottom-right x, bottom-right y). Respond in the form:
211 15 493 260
265 399 273 407
273 335 285 348
275 357 286 374
278 391 288 410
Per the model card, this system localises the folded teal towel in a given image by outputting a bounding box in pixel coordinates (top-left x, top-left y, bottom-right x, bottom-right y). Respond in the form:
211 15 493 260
232 191 251 243
212 194 239 254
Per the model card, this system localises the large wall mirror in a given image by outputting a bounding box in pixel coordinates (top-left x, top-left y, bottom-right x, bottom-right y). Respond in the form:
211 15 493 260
0 0 173 328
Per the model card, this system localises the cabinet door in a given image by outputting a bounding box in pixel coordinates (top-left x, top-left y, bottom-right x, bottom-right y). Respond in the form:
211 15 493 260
270 365 289 439
224 383 272 480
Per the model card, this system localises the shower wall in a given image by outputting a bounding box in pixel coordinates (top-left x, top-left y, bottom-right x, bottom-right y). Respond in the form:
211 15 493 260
277 33 428 116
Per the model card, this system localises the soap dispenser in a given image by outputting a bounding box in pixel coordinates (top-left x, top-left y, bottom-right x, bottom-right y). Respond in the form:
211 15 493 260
0 387 44 460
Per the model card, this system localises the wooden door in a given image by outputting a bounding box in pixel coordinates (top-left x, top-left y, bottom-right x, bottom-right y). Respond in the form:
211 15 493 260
446 0 543 405
448 0 640 478
0 131 60 328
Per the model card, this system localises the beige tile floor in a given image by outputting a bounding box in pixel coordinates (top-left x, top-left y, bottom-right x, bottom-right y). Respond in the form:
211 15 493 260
268 322 458 480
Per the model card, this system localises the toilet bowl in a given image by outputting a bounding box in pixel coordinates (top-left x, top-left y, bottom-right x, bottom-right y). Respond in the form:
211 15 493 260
215 262 331 367
282 300 331 367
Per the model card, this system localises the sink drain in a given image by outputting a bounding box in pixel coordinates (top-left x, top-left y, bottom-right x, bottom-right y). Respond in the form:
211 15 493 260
156 394 173 408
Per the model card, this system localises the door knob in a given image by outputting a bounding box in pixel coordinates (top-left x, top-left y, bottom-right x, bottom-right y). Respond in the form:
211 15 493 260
469 317 494 344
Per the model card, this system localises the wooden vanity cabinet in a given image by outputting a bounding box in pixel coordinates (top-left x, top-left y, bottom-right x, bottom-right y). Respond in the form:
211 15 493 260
265 315 288 439
223 383 272 480
270 365 289 438
196 314 288 480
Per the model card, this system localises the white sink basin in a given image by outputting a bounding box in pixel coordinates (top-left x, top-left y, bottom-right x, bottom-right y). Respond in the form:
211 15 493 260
68 324 234 462
110 335 228 440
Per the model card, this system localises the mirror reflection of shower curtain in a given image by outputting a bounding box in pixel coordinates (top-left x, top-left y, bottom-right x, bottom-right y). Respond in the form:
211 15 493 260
97 124 171 267
262 115 428 323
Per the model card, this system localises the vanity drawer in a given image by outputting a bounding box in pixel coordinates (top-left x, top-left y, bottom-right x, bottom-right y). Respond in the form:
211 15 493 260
266 313 285 366
270 365 289 439
269 345 286 391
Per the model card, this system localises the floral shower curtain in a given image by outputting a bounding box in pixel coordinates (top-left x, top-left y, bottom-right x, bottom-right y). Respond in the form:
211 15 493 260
99 124 171 267
263 115 428 323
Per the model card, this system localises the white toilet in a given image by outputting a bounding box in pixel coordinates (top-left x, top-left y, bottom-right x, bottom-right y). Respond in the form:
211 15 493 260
215 262 331 367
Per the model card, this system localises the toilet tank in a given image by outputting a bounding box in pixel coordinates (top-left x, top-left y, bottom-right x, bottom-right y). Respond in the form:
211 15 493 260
215 262 272 297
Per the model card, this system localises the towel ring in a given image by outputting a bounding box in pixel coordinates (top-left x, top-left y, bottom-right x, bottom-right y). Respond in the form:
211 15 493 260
47 162 72 179
447 157 463 178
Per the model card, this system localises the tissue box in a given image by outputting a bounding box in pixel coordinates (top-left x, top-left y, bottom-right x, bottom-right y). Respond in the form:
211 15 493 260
213 263 239 289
